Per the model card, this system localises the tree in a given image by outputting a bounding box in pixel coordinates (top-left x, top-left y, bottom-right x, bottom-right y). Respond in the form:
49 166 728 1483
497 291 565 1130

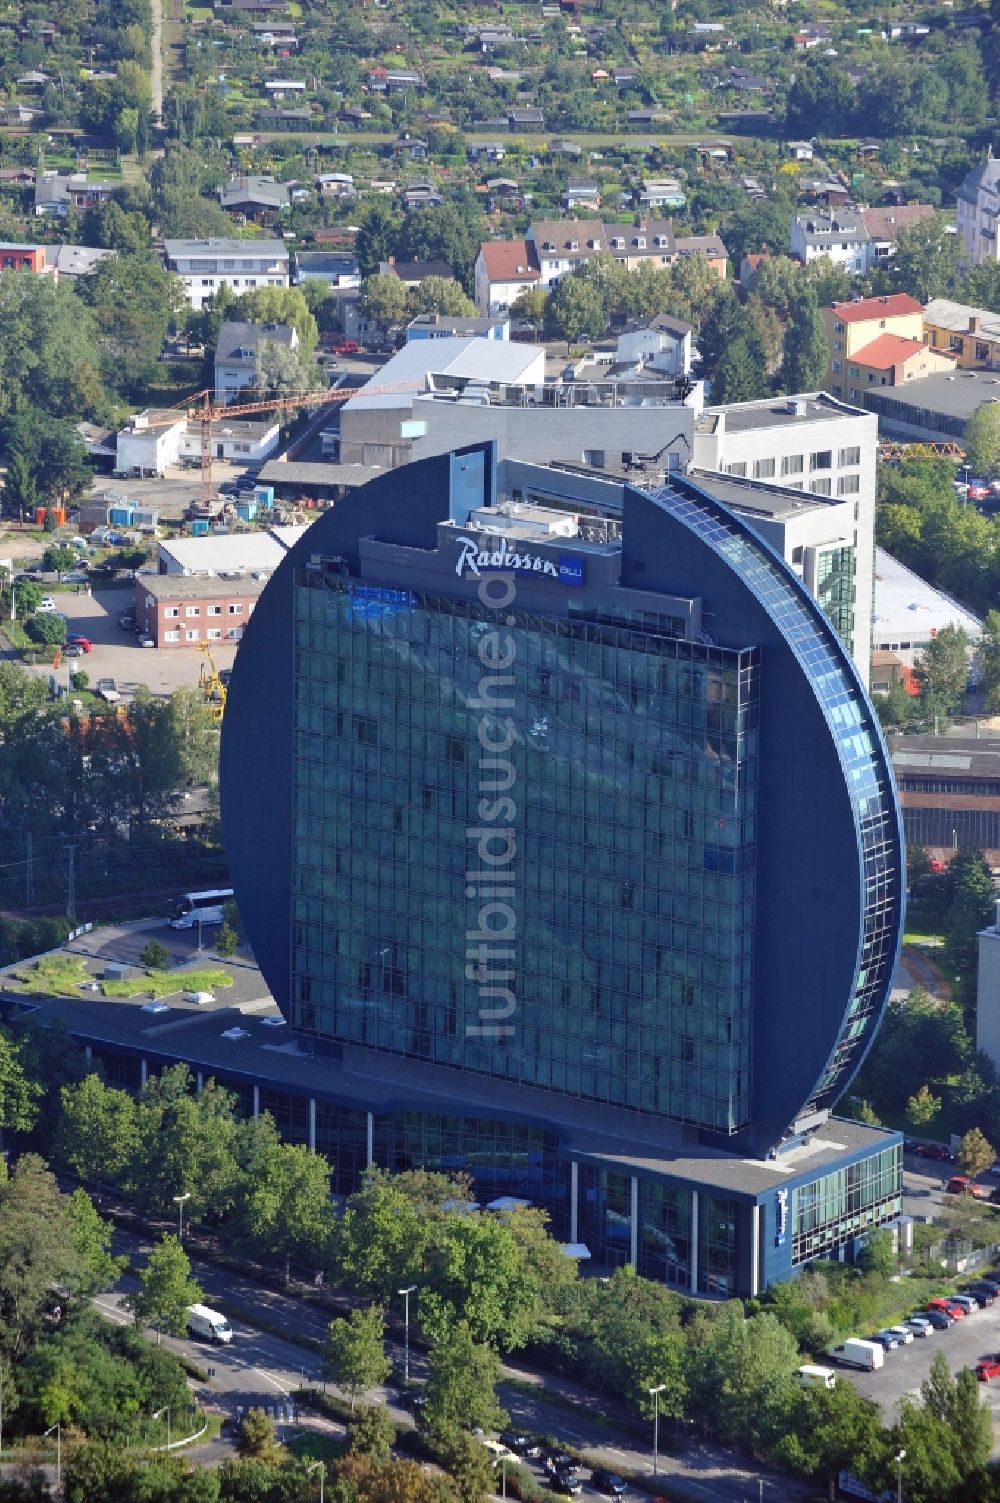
778 294 828 394
0 275 109 422
915 624 969 721
0 1155 89 1360
979 608 1000 713
441 1434 496 1503
66 1188 128 1295
510 287 547 335
237 1407 282 1463
42 544 77 575
890 214 960 304
57 1074 138 1187
333 1168 429 1298
785 61 858 136
129 1064 240 1221
233 1116 336 1282
25 614 67 648
397 204 481 292
906 1083 941 1127
125 1234 203 1340
355 200 404 278
360 273 409 330
2 449 39 522
544 275 605 343
712 336 770 405
688 1305 799 1455
142 939 170 970
964 402 1000 477
81 255 185 397
857 1228 895 1278
957 1126 995 1179
421 1212 545 1350
420 1321 506 1443
322 1306 391 1412
349 1403 396 1462
409 277 476 317
215 923 238 957
0 1028 42 1144
944 849 996 994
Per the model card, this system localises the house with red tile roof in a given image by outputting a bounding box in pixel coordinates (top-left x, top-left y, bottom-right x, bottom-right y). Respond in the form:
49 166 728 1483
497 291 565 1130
474 238 541 315
827 332 953 403
822 294 928 399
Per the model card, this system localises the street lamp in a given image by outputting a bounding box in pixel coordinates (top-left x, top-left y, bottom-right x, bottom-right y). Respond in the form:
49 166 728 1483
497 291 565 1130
307 1459 325 1503
398 1285 416 1383
173 1191 191 1243
648 1383 666 1476
895 1449 906 1503
153 1405 171 1450
500 1453 508 1501
43 1423 60 1489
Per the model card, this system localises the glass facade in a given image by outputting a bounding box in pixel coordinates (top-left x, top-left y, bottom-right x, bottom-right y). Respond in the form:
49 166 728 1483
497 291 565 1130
654 483 901 1118
291 570 759 1133
815 545 855 654
791 1146 902 1265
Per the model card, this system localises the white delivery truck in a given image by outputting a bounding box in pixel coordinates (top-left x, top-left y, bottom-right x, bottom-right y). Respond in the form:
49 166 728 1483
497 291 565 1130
829 1338 884 1371
187 1304 233 1344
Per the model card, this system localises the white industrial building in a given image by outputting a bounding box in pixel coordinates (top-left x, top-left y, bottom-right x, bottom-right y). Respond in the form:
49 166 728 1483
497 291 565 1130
871 548 982 671
156 524 311 576
117 411 282 475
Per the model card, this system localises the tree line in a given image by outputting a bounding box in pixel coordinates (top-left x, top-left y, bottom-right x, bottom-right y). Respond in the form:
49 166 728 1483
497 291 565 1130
2 1025 998 1502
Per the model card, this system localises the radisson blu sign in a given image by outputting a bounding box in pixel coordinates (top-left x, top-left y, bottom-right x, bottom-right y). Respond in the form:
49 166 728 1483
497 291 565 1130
455 535 584 586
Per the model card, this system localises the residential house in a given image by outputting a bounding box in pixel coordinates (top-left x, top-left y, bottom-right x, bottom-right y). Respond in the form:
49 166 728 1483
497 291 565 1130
859 204 936 269
401 181 442 209
791 210 869 273
924 298 1000 370
34 173 116 218
219 174 290 220
798 179 850 209
822 293 924 394
547 138 583 160
16 69 49 88
214 319 298 402
391 135 428 162
2 104 40 126
214 0 289 14
637 178 686 210
674 233 727 277
562 181 600 210
474 239 542 315
616 313 693 377
786 141 814 162
626 109 672 127
957 151 1000 267
0 242 46 272
613 66 638 91
162 237 290 310
739 251 770 282
831 333 953 404
340 106 372 128
293 250 359 288
379 257 455 289
508 107 544 131
468 141 507 164
256 107 314 130
263 78 305 98
0 241 112 278
0 166 36 188
314 172 355 200
524 219 727 285
253 20 297 42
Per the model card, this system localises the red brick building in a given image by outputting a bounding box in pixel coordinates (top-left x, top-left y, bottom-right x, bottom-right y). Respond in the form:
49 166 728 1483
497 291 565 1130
135 574 267 648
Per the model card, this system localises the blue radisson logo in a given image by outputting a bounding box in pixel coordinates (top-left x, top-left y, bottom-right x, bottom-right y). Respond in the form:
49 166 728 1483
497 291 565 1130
559 555 585 587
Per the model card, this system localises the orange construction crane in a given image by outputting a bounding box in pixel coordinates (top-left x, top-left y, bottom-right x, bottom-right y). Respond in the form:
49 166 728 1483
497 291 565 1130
184 386 347 506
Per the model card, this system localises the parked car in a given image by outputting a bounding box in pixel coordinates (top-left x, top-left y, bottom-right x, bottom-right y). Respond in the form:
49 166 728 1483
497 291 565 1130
927 1298 962 1317
118 613 136 632
67 634 93 653
15 569 45 582
887 1324 915 1344
36 596 58 613
63 642 84 658
499 1432 542 1459
545 1453 579 1475
948 1295 978 1314
332 337 360 354
924 1310 955 1330
590 1470 628 1496
549 1475 582 1497
903 1317 933 1338
871 1330 902 1350
913 1144 952 1161
96 678 121 703
138 633 155 648
946 1175 987 1198
960 1285 996 1307
977 1360 1000 1383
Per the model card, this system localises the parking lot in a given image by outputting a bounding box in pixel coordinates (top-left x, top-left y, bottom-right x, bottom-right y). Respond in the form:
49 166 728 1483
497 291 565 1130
846 1295 1000 1449
22 586 237 699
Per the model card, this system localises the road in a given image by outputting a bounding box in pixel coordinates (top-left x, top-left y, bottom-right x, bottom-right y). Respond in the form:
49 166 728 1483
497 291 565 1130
150 0 163 123
99 1224 809 1503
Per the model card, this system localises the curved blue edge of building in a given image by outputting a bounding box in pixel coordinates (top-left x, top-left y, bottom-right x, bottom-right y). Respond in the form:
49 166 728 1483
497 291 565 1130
219 442 906 1296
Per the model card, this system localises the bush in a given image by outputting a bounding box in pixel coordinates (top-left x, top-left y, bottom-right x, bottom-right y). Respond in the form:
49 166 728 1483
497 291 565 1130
141 939 170 970
25 614 67 646
215 923 238 958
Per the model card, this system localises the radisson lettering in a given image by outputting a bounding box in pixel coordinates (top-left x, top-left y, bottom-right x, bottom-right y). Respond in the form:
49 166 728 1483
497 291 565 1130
456 535 559 579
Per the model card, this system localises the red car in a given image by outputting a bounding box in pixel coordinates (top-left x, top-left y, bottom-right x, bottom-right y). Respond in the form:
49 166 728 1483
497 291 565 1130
67 634 93 652
927 1299 966 1319
914 1144 952 1161
977 1360 1000 1383
331 338 360 354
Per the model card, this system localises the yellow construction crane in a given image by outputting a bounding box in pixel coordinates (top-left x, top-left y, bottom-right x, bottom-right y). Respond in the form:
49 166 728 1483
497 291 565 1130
878 440 966 463
198 644 227 721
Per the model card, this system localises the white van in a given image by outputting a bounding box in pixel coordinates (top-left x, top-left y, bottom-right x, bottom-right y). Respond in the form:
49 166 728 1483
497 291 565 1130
187 1304 233 1344
798 1363 836 1389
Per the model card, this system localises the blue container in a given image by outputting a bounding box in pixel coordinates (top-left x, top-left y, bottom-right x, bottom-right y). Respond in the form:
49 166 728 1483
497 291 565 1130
191 519 210 537
109 506 134 526
254 485 275 507
235 500 259 523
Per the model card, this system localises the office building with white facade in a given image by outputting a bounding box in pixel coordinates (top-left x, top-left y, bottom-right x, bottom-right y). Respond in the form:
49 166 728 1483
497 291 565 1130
691 394 878 682
163 238 290 310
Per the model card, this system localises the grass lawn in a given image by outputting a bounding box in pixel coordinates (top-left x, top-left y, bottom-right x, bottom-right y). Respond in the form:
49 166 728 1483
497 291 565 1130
16 953 91 995
903 931 944 946
286 1433 346 1464
102 967 234 998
